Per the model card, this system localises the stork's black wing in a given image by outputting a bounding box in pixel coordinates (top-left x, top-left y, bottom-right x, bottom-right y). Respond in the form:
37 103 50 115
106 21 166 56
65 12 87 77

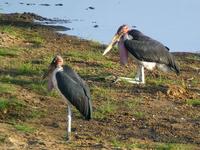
56 68 92 120
128 29 171 51
63 65 91 99
124 30 180 74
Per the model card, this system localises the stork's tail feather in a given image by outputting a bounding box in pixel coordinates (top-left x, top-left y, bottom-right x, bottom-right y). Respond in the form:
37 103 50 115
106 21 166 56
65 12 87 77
169 54 180 75
84 100 92 120
83 98 92 120
173 63 180 75
85 106 92 120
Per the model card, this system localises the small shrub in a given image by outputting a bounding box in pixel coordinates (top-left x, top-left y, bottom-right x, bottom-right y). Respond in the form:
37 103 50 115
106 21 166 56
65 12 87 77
186 99 200 107
14 124 36 133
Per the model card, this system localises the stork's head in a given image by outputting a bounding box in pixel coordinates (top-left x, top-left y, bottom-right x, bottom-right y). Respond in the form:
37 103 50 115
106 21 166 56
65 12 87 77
42 55 64 79
103 25 130 55
50 55 63 67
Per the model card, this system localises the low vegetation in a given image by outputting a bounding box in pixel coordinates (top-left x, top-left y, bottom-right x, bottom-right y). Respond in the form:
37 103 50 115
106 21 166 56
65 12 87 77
14 123 36 133
186 99 200 107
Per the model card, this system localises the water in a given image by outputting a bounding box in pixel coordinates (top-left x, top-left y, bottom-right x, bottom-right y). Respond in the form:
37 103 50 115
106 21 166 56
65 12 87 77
0 0 200 53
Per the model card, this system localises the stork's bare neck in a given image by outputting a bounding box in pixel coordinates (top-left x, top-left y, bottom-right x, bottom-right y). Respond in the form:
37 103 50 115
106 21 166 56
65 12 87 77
118 36 129 65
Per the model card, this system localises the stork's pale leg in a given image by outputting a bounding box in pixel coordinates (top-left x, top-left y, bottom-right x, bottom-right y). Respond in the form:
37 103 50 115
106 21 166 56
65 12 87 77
114 65 145 84
134 66 141 81
66 104 72 141
140 66 145 84
116 77 141 84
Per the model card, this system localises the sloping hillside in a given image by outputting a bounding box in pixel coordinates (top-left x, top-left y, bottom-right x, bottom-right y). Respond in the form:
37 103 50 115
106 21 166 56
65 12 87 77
0 13 199 149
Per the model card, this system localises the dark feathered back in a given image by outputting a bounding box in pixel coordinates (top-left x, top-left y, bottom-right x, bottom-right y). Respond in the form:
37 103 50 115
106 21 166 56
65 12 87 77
56 65 92 120
124 29 180 75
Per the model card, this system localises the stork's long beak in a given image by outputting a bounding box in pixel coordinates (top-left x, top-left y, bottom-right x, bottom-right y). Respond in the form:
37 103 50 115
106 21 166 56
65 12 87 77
103 33 121 56
42 64 55 80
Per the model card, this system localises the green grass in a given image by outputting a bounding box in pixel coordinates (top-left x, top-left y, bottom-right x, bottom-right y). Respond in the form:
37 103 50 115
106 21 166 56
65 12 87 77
29 36 44 47
1 75 34 86
111 138 138 149
102 61 120 69
0 75 49 96
0 25 44 47
134 111 145 119
17 62 42 75
29 80 47 94
42 55 54 66
0 98 22 111
186 99 200 107
0 75 31 86
146 75 179 86
135 142 197 150
25 79 60 96
0 98 9 110
89 40 102 47
0 82 16 94
111 138 197 150
123 98 141 109
14 124 36 133
189 78 199 87
0 134 6 143
65 50 103 62
22 33 44 47
0 98 44 120
0 25 18 36
92 86 112 100
0 98 25 111
0 47 19 57
48 89 60 97
0 98 27 121
186 55 200 61
28 109 45 119
111 139 124 149
94 100 118 120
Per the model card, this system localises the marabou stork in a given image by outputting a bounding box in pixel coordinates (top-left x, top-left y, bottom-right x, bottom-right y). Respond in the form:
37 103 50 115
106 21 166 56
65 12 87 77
43 55 92 140
103 25 180 84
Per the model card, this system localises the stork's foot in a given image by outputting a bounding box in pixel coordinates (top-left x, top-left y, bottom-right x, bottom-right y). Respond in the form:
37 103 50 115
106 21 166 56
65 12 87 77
104 75 118 82
115 77 145 84
66 132 71 141
104 75 145 84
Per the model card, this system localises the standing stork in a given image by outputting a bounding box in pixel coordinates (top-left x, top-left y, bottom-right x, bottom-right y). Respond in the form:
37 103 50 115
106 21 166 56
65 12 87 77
43 55 92 141
103 25 180 84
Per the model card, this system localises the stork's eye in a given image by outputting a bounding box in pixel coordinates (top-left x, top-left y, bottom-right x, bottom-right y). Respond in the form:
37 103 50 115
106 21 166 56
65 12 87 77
51 57 57 65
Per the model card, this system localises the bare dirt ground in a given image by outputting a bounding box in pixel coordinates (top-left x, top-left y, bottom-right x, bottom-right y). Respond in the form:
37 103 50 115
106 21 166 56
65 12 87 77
0 13 199 150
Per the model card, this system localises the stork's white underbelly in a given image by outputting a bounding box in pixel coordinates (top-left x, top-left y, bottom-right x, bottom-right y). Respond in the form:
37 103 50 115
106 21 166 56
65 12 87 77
128 52 156 70
128 52 170 72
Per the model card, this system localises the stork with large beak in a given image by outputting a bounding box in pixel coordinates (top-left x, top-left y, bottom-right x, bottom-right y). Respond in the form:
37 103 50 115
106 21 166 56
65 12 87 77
103 25 180 84
43 55 92 141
